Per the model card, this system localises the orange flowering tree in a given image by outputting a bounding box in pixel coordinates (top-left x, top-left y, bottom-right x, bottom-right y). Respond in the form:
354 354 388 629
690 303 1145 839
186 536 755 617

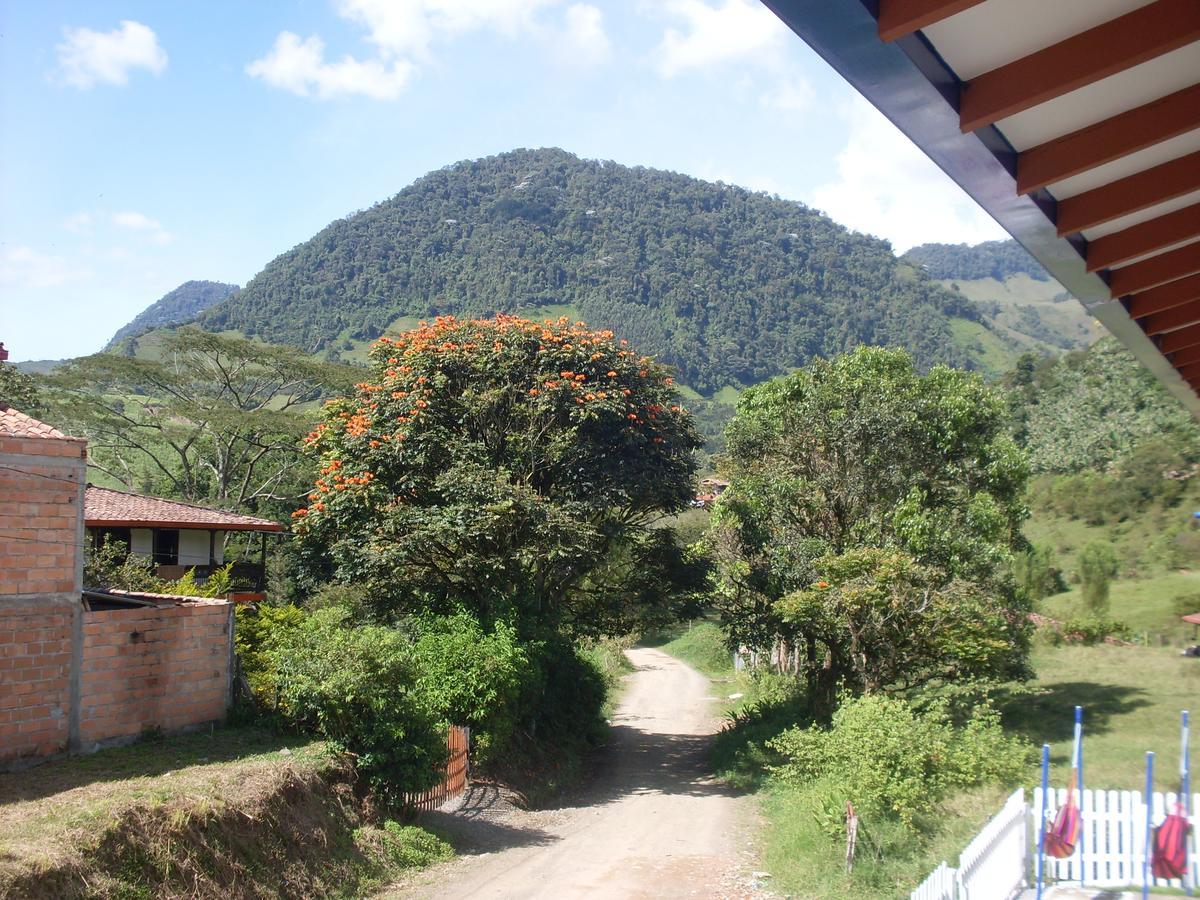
293 314 704 636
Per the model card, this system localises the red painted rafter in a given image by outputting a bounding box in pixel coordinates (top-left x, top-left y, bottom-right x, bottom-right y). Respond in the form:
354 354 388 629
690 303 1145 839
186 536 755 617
1110 242 1200 297
1017 84 1200 195
1159 322 1200 355
1167 342 1200 369
1141 302 1200 336
877 0 985 42
959 0 1200 133
1056 151 1200 237
1088 204 1200 273
1128 274 1200 318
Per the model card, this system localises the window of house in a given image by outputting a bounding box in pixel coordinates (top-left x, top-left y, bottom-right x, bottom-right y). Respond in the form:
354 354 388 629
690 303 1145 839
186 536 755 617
152 529 179 565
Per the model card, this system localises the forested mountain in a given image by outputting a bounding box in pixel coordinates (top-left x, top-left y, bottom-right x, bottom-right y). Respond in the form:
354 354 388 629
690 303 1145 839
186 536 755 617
904 239 1050 282
106 280 239 349
1009 338 1200 473
200 148 986 394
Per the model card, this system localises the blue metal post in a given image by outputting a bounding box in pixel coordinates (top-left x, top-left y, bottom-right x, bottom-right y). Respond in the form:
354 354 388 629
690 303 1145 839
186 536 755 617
1184 710 1192 896
1076 705 1086 888
1038 743 1050 900
1144 751 1155 900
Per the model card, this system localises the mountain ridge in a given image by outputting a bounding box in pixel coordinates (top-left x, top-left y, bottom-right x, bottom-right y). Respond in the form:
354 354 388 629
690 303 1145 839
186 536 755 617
198 148 988 395
106 280 240 350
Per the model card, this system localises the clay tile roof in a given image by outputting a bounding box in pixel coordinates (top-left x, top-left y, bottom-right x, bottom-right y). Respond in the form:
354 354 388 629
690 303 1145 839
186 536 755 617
0 404 83 441
84 485 284 532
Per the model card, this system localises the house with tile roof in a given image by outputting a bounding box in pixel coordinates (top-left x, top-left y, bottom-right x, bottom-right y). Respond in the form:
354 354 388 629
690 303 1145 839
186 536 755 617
1 404 238 766
84 485 283 593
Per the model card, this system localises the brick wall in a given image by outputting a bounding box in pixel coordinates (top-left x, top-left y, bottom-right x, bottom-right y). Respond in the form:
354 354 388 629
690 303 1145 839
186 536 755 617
0 429 86 762
79 602 232 744
0 433 86 597
0 606 73 759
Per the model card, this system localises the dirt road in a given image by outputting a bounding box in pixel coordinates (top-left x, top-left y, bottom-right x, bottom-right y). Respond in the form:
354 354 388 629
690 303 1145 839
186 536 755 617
390 647 763 899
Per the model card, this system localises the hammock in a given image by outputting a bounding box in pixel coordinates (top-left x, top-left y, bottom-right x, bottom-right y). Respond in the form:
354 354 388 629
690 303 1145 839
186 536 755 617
1151 802 1191 880
1044 770 1081 859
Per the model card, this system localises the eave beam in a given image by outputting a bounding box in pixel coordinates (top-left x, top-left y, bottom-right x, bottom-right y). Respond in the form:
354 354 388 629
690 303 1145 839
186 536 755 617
1128 273 1200 318
959 0 1200 133
1017 84 1200 196
1087 204 1200 272
877 0 985 42
1056 151 1200 237
1110 242 1200 297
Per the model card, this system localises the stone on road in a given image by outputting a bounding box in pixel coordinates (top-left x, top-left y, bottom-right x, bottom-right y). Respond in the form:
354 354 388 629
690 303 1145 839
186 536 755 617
389 646 761 899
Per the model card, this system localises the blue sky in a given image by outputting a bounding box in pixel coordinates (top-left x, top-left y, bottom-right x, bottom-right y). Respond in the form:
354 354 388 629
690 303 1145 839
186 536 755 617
0 0 1005 362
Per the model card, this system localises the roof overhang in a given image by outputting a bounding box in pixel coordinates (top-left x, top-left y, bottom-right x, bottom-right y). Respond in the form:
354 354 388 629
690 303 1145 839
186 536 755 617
86 519 284 533
762 0 1200 417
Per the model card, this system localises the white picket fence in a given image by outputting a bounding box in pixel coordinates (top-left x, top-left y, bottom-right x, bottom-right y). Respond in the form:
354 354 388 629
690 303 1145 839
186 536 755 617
1035 788 1199 890
911 788 1028 900
911 788 1199 900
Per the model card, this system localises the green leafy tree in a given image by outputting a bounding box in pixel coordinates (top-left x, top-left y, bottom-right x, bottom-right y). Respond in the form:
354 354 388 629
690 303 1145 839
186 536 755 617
45 328 353 513
1014 544 1064 602
0 361 42 414
293 314 705 638
709 347 1031 716
1078 541 1119 616
776 550 1023 710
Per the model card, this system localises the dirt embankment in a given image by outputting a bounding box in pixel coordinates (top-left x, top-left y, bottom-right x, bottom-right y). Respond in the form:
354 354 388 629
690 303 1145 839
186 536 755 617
0 730 445 900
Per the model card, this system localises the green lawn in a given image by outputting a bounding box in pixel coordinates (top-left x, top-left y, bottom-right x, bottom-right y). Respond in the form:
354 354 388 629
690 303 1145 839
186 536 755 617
999 644 1199 787
1041 571 1200 641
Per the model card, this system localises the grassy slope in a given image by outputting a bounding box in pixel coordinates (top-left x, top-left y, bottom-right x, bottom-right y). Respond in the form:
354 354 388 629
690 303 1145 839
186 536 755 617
943 274 1102 352
0 727 451 899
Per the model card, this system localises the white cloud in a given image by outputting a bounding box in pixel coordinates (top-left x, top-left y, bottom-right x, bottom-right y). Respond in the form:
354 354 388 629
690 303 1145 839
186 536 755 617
809 99 1007 252
249 0 608 100
652 0 783 78
63 212 94 234
759 77 814 113
111 211 172 245
246 32 414 100
56 20 167 89
555 4 611 68
336 0 555 60
0 246 91 289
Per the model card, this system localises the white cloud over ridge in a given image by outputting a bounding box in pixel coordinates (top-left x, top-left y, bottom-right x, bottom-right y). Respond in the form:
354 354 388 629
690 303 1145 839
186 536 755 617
56 20 167 89
112 211 172 245
249 0 608 101
557 5 611 68
652 0 783 78
247 32 414 100
810 99 1006 252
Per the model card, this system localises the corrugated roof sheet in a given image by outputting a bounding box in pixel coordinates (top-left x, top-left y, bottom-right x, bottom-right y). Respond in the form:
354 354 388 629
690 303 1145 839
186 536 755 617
0 404 83 441
84 485 284 532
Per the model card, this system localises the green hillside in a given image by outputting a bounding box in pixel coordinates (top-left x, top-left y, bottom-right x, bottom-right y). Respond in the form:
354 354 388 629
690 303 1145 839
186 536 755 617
905 239 1050 282
199 148 987 395
106 280 240 350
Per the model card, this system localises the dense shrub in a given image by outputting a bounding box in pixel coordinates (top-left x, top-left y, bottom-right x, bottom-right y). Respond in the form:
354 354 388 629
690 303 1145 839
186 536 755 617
234 603 309 702
266 607 445 802
83 538 161 592
1050 617 1130 646
411 615 527 762
768 695 1029 830
1078 542 1119 615
1014 544 1065 601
